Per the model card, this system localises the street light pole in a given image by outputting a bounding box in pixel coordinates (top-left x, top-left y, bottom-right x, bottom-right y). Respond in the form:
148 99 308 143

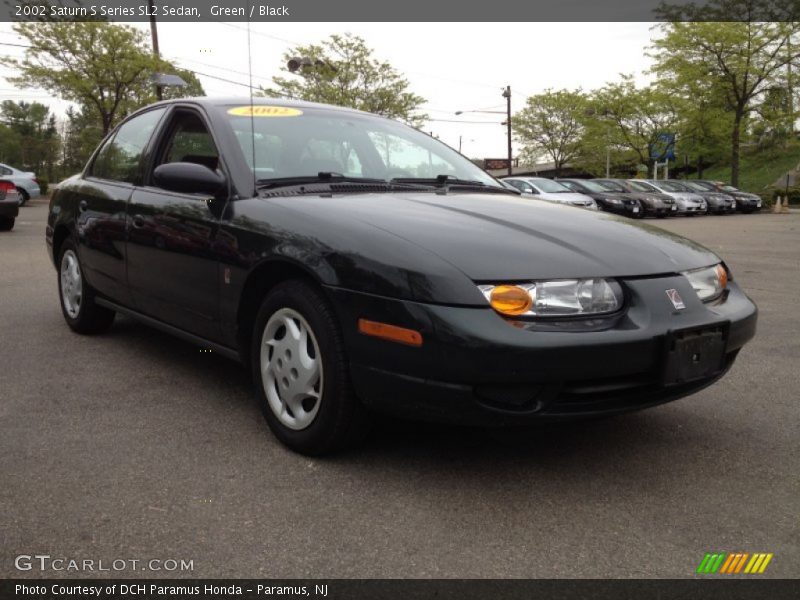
503 86 512 176
148 0 162 101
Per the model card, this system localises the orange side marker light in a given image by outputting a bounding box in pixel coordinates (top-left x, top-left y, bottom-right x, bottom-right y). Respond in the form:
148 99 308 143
358 319 423 347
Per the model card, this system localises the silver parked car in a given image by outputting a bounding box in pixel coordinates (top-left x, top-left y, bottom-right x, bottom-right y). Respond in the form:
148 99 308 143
503 177 598 210
0 163 40 206
642 179 707 215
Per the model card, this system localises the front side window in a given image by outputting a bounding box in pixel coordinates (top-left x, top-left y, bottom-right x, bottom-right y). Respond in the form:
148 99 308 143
159 111 219 171
91 108 166 184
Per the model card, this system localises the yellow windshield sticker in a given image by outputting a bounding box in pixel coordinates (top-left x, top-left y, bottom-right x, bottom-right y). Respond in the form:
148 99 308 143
227 106 303 117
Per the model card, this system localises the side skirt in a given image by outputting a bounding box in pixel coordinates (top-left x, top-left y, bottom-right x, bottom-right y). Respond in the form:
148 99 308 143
95 298 242 363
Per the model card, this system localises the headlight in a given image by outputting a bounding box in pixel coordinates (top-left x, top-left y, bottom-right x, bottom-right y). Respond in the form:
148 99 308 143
682 264 728 302
478 279 623 317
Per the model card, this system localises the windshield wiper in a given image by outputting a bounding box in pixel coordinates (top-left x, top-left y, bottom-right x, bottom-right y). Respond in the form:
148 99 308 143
390 174 515 194
256 172 387 189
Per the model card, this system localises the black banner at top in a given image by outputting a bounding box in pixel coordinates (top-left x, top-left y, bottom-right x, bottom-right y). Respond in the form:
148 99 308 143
3 0 800 22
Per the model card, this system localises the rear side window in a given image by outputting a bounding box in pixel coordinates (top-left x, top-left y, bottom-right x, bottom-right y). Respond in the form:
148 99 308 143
91 108 166 184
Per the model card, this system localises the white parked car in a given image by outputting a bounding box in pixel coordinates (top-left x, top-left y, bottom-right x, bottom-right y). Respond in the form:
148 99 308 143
643 179 707 215
502 177 597 210
0 163 41 206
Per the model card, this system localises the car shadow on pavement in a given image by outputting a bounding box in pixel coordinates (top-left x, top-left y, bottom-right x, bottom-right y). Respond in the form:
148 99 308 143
106 315 713 474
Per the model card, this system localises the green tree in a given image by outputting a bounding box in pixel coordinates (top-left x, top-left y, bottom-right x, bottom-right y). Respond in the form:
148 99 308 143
4 22 205 136
578 78 679 176
0 100 59 178
61 105 103 175
262 33 426 126
513 89 587 175
651 6 800 185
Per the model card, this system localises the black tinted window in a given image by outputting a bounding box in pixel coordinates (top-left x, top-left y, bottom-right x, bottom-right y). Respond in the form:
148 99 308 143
92 108 165 183
161 112 219 171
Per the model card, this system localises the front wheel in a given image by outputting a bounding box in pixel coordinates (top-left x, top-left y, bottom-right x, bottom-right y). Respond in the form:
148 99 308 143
58 239 115 334
251 280 369 455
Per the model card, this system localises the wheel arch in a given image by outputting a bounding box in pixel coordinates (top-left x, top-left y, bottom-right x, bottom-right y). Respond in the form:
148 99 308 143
52 223 72 264
235 258 329 364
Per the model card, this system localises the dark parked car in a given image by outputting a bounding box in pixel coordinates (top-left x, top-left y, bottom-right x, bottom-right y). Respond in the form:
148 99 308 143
681 181 736 214
693 180 762 213
556 178 642 218
596 179 678 218
0 179 20 230
46 98 758 455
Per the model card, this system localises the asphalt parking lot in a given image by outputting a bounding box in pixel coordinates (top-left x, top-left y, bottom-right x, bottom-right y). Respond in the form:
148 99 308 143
1 198 798 579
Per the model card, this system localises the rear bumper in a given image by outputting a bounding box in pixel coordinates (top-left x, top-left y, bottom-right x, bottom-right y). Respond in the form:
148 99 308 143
328 275 757 425
22 184 41 198
0 198 19 218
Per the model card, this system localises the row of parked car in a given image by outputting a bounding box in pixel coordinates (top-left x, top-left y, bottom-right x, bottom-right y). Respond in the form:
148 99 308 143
500 176 763 219
0 162 42 231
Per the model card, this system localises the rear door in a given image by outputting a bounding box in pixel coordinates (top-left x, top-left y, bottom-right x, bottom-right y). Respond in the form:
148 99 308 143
126 106 229 341
77 108 166 305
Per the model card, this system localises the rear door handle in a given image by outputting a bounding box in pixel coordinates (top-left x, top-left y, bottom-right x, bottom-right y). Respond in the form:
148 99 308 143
132 215 145 229
78 200 88 212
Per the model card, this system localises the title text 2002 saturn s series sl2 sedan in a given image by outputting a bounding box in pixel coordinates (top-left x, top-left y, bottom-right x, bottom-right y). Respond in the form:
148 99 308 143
46 98 757 455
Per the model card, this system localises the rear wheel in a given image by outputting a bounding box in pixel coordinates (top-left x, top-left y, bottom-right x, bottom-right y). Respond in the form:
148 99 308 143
58 239 115 334
0 216 14 231
251 279 369 455
16 188 29 206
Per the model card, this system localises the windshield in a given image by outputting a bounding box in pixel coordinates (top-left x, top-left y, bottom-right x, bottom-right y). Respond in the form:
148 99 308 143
530 179 572 193
222 104 498 187
683 181 707 192
628 180 658 193
721 184 740 192
574 179 614 193
594 180 627 192
656 181 688 192
689 181 715 191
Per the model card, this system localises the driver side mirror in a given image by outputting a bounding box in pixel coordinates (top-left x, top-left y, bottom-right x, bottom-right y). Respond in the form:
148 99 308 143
153 162 226 196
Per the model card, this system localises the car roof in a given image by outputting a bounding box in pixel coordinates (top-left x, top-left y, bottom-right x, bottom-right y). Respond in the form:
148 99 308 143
145 96 376 118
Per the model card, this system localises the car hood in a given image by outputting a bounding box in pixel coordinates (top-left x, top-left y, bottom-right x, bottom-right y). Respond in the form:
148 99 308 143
270 191 719 281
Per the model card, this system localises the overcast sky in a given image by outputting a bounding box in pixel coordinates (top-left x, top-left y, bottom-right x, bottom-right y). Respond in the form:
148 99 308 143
0 21 658 159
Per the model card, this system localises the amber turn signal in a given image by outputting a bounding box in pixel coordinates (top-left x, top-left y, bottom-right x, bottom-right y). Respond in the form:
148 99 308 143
489 285 533 316
358 319 423 347
716 264 728 290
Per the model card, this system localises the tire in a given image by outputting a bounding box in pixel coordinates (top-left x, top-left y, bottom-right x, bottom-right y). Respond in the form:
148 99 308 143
0 216 13 231
17 188 29 206
656 214 666 219
251 279 369 455
57 238 115 334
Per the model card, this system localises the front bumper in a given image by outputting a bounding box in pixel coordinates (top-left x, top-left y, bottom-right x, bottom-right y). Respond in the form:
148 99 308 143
328 275 757 424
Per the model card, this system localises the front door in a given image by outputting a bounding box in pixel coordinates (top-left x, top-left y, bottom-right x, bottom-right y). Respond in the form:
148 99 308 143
126 108 228 342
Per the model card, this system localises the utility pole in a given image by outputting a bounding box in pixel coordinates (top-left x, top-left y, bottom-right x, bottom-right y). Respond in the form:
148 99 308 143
788 33 794 134
148 0 162 101
503 86 512 176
